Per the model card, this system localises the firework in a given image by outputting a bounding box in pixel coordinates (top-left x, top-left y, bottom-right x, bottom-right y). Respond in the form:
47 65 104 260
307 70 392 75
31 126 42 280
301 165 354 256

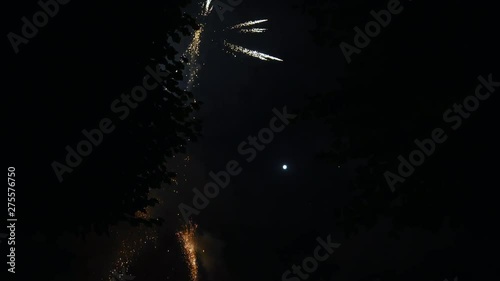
238 28 267 33
203 0 213 16
184 25 204 90
183 3 282 89
229 19 269 30
177 222 199 281
224 41 283 62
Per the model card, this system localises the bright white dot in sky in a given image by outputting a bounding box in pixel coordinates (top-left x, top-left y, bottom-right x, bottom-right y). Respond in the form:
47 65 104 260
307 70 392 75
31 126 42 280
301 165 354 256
282 164 288 170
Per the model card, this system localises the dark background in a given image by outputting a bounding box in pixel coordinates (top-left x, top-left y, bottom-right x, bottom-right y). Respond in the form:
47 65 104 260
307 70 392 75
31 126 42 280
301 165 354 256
3 0 499 281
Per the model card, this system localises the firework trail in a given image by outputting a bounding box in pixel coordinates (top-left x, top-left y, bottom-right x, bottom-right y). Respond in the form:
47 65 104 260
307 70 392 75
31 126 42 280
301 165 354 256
182 1 210 90
185 25 204 90
229 19 269 29
203 0 213 16
177 222 199 281
224 18 282 61
224 41 283 61
238 28 267 33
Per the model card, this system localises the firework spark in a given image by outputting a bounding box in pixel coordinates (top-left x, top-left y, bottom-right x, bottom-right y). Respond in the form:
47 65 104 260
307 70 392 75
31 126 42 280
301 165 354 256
183 4 282 88
177 222 199 281
184 25 204 90
229 19 269 30
238 28 268 33
106 207 158 281
203 0 213 16
225 41 283 62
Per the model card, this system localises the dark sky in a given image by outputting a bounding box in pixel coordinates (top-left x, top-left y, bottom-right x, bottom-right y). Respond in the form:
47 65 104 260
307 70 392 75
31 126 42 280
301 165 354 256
191 0 344 225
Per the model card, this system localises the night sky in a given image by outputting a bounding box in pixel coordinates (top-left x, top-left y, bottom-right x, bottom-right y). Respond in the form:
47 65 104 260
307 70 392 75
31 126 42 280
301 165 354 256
4 0 499 281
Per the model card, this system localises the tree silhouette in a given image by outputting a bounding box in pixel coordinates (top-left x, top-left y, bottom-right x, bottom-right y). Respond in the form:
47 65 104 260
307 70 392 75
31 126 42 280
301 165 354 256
6 0 205 279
